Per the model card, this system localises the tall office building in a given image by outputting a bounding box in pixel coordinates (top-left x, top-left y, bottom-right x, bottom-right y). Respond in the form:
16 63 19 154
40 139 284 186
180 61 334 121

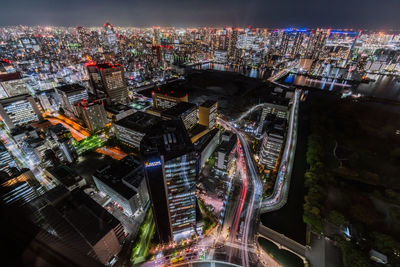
87 63 129 104
291 31 304 58
161 102 198 130
280 31 291 56
104 22 117 46
55 84 88 117
305 29 327 59
228 29 238 60
75 99 109 132
141 119 198 243
0 142 18 176
59 138 78 163
0 169 44 206
198 100 218 128
0 94 42 131
33 187 124 265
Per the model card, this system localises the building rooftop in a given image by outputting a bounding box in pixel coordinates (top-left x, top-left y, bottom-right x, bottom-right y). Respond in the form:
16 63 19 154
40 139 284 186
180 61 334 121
115 111 161 133
140 119 194 161
86 62 123 70
194 128 219 152
153 80 188 98
0 94 31 105
93 155 143 200
105 103 132 114
200 100 217 108
218 133 237 154
0 72 21 82
48 123 68 136
162 102 196 118
45 165 80 189
58 189 121 246
55 83 87 94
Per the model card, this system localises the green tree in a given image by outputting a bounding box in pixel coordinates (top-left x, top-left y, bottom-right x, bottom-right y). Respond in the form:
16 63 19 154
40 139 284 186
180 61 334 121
339 241 372 267
303 212 324 233
328 210 346 226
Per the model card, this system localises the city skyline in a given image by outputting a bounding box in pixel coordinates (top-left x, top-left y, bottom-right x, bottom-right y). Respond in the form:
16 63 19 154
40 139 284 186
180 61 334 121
1 13 400 267
0 0 400 29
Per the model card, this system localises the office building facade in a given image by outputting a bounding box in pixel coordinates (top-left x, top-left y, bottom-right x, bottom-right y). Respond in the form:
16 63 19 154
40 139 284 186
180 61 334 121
55 84 88 117
162 102 198 130
215 132 237 172
0 142 18 176
87 63 129 104
259 130 284 170
199 100 218 128
75 99 109 132
93 156 149 216
114 112 161 149
141 119 198 243
0 94 42 131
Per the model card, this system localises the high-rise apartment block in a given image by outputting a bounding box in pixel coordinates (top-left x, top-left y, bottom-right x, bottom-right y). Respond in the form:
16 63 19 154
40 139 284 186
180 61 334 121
259 129 284 171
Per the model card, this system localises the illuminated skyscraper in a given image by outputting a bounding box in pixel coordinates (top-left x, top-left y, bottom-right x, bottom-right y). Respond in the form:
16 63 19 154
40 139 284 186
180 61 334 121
86 63 129 104
291 31 305 58
0 142 18 176
280 30 291 56
55 84 88 118
75 99 109 132
104 22 117 46
228 29 238 60
305 29 327 59
141 119 198 243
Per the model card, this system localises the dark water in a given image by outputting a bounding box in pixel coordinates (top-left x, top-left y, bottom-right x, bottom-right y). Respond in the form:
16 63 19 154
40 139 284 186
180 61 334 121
194 63 271 80
356 73 400 102
281 73 400 102
282 73 352 91
258 238 304 267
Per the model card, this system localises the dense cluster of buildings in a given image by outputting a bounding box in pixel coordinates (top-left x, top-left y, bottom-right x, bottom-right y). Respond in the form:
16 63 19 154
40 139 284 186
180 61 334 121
1 23 399 266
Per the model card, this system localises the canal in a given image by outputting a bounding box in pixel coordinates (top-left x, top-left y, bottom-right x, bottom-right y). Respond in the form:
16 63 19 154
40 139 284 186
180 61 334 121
260 94 310 246
258 237 304 267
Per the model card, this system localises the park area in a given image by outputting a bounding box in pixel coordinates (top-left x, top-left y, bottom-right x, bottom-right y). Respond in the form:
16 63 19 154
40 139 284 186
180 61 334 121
303 92 400 266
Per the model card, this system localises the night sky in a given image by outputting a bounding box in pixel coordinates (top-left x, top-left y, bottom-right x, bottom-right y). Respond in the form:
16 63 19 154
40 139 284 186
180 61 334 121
0 0 399 29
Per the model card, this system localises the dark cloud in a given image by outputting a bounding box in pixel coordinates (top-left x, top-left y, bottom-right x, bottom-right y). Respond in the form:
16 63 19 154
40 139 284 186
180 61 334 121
0 0 399 29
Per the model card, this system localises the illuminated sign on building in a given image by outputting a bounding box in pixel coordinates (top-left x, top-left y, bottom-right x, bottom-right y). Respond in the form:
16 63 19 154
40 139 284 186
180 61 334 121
145 160 162 168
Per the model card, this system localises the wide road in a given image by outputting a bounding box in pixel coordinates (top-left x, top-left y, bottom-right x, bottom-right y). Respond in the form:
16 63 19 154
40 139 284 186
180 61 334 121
217 118 274 267
260 89 300 212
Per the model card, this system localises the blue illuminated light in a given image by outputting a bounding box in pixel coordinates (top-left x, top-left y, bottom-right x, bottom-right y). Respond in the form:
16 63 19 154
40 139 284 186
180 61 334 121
145 160 162 168
330 31 358 35
297 28 308 32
